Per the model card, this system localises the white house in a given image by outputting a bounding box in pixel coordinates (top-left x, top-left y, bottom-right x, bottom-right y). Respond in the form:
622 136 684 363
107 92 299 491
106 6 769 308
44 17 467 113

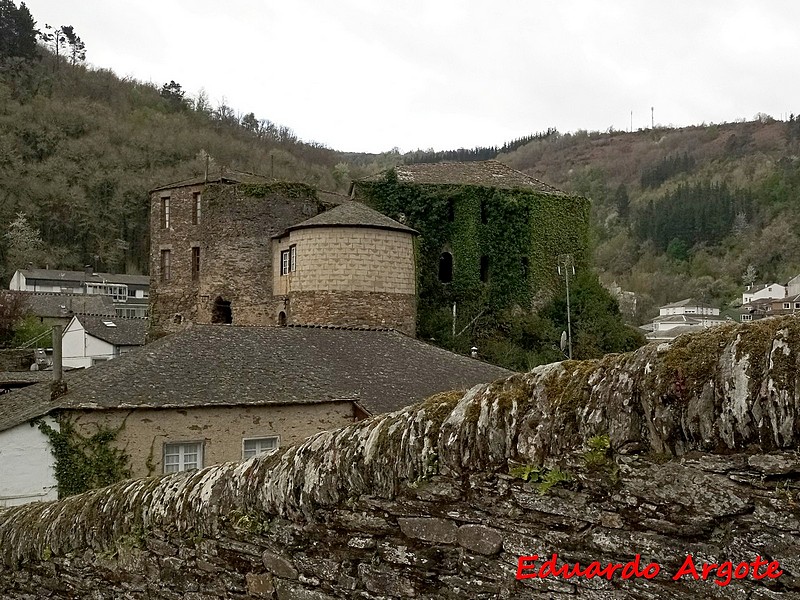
658 298 720 317
787 274 800 297
62 315 148 368
0 416 58 507
645 298 728 342
10 268 150 318
742 283 786 305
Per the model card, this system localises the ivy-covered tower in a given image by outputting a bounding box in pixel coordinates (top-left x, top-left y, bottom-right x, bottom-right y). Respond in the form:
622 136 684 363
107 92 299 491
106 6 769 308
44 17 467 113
351 160 590 343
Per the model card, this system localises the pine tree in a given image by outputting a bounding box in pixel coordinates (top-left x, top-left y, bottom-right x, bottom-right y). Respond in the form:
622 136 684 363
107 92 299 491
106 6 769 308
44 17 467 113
0 0 38 61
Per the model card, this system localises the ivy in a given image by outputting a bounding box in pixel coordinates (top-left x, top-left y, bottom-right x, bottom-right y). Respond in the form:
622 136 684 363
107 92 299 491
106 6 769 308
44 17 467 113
354 175 590 355
36 414 131 498
235 181 317 199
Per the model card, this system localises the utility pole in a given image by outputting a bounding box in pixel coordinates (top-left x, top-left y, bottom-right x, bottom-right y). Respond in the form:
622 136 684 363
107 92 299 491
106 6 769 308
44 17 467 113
651 106 654 129
557 254 575 359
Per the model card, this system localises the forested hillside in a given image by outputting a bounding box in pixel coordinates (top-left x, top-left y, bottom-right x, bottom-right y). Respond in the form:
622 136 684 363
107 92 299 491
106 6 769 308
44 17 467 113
0 2 400 281
500 120 800 320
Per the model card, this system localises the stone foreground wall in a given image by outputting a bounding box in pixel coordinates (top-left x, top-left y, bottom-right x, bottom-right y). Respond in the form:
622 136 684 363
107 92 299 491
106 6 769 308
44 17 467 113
1 317 799 599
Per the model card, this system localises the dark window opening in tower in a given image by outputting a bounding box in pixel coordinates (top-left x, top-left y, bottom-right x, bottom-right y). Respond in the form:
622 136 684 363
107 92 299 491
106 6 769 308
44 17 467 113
439 252 453 283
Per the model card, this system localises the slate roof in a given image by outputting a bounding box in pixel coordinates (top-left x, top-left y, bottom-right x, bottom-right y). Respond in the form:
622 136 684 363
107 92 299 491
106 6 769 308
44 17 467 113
280 201 417 236
660 298 716 309
150 169 273 192
316 190 351 206
0 371 53 385
0 325 513 433
646 325 705 341
76 315 148 346
9 291 116 319
16 269 149 288
356 160 565 194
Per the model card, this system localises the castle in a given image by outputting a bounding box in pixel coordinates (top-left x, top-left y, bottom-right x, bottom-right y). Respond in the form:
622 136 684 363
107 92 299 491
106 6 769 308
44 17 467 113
149 161 590 343
148 170 418 336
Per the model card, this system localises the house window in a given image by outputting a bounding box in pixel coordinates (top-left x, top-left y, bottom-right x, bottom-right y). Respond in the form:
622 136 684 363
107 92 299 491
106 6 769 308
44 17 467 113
191 247 200 281
280 245 297 275
192 192 201 224
242 436 279 459
164 442 203 473
784 303 790 309
160 197 170 229
741 314 752 321
160 250 171 282
795 303 800 309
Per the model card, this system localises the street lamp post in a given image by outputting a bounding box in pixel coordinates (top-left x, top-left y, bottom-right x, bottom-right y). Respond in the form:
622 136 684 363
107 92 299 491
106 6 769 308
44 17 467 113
558 254 575 360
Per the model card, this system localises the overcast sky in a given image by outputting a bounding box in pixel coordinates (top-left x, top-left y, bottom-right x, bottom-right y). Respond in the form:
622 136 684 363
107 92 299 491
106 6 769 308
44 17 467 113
24 1 800 153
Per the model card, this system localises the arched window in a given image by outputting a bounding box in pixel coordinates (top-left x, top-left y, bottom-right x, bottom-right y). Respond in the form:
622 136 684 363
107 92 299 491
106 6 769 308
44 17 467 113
439 252 453 283
278 311 287 326
211 297 232 324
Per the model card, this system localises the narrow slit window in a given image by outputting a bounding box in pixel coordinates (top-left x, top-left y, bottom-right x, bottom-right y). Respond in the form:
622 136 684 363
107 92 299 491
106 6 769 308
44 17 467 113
192 192 201 224
160 197 170 229
438 252 453 283
160 249 171 282
191 247 200 281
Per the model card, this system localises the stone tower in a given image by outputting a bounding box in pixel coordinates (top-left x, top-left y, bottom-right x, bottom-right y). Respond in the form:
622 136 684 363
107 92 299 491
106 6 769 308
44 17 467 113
272 201 418 335
149 172 417 337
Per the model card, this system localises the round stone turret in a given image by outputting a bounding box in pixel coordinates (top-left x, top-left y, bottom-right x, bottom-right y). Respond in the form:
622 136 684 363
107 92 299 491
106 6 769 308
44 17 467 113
272 201 418 335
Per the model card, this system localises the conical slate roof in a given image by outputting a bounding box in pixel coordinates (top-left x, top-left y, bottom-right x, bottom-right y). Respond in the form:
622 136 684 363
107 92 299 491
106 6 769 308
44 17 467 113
283 201 417 235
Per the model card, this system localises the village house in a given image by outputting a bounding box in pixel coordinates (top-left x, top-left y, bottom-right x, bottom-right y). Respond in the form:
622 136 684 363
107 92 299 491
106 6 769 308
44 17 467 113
0 324 511 506
641 298 729 342
61 314 148 368
9 268 149 318
4 290 116 328
742 282 786 305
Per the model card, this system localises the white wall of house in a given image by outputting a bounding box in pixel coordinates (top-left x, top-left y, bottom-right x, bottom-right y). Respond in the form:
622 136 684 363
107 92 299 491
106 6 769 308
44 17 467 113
62 317 117 368
0 417 58 507
9 270 26 291
658 303 719 317
788 275 800 297
743 283 786 304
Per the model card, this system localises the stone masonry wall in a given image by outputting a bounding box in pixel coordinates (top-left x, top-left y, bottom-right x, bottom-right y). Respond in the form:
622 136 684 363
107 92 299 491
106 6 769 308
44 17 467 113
1 316 799 599
273 227 416 334
67 401 355 479
274 228 415 295
150 183 322 334
289 290 416 336
149 183 204 333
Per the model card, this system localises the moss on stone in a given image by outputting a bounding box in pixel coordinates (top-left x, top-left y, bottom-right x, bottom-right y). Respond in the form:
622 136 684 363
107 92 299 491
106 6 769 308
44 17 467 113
237 182 316 199
649 324 735 403
418 390 464 424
